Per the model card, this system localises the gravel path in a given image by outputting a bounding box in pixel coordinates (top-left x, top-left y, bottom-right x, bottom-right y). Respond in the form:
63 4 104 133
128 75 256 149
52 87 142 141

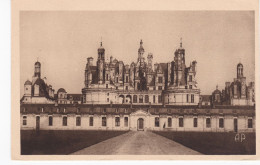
70 131 202 155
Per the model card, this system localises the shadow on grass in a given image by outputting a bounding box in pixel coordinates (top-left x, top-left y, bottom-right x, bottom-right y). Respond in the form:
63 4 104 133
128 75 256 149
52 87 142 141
153 131 255 155
21 130 128 155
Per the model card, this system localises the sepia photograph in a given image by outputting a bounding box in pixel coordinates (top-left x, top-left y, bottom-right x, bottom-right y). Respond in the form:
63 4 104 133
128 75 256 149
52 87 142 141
11 0 259 161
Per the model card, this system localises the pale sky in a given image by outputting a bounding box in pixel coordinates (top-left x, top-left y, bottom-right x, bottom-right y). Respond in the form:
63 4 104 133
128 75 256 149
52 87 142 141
20 11 255 97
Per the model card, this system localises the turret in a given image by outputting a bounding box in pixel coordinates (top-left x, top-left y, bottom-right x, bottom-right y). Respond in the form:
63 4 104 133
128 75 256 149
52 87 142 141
237 63 243 79
24 80 32 96
34 61 41 78
87 57 93 66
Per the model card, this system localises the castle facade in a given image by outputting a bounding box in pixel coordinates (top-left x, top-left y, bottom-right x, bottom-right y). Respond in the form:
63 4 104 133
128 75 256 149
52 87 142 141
82 40 200 105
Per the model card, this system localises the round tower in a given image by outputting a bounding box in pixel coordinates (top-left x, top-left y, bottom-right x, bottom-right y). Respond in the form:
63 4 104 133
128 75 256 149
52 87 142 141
24 80 32 96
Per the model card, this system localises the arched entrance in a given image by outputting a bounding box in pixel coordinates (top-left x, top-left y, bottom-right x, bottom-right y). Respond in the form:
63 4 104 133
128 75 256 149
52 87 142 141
137 118 144 131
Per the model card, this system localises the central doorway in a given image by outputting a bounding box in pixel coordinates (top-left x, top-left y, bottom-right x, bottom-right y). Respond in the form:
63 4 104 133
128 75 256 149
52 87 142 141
137 118 144 131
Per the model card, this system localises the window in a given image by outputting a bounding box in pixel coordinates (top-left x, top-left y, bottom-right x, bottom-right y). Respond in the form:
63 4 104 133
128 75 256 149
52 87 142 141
168 118 172 127
76 116 81 126
186 94 189 103
22 116 27 125
107 93 109 96
145 95 149 103
206 118 211 128
179 117 184 127
125 86 128 90
153 95 156 103
107 98 109 102
153 87 156 90
189 85 192 89
158 86 162 90
89 117 93 126
116 77 119 83
115 117 120 127
116 86 118 90
102 117 106 127
133 95 137 103
189 75 192 82
158 95 162 103
106 84 108 89
193 118 197 127
139 95 143 103
248 118 253 128
124 117 128 127
49 116 53 126
155 117 160 127
191 94 194 103
106 74 108 81
158 77 163 83
62 116 67 126
219 118 224 128
126 76 129 83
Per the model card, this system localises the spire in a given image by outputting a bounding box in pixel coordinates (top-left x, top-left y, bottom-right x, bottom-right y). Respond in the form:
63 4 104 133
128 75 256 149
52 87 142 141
140 39 143 46
100 37 102 47
216 84 218 90
180 37 182 48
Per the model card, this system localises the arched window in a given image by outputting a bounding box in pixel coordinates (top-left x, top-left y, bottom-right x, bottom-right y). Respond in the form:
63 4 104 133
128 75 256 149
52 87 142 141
49 116 53 126
133 95 137 103
168 118 172 127
139 95 143 103
155 117 160 127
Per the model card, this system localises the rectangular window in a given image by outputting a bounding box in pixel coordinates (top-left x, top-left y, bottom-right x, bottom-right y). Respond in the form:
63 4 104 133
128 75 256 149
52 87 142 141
193 118 197 127
106 84 108 89
124 117 128 127
186 94 189 103
179 117 184 127
191 94 194 103
153 95 156 103
76 116 81 126
49 116 53 126
158 95 162 103
145 95 149 103
155 117 160 127
158 86 162 90
62 116 67 126
219 118 224 128
248 118 253 128
168 118 172 127
206 118 211 128
126 76 129 83
189 85 192 89
22 116 27 126
115 117 120 127
116 77 119 83
125 86 128 90
102 117 107 127
153 87 156 90
89 116 93 126
107 98 109 102
158 77 163 83
189 75 192 82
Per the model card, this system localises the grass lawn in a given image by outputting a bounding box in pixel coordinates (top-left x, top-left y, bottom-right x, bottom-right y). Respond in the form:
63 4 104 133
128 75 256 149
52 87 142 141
153 131 255 155
21 130 128 155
